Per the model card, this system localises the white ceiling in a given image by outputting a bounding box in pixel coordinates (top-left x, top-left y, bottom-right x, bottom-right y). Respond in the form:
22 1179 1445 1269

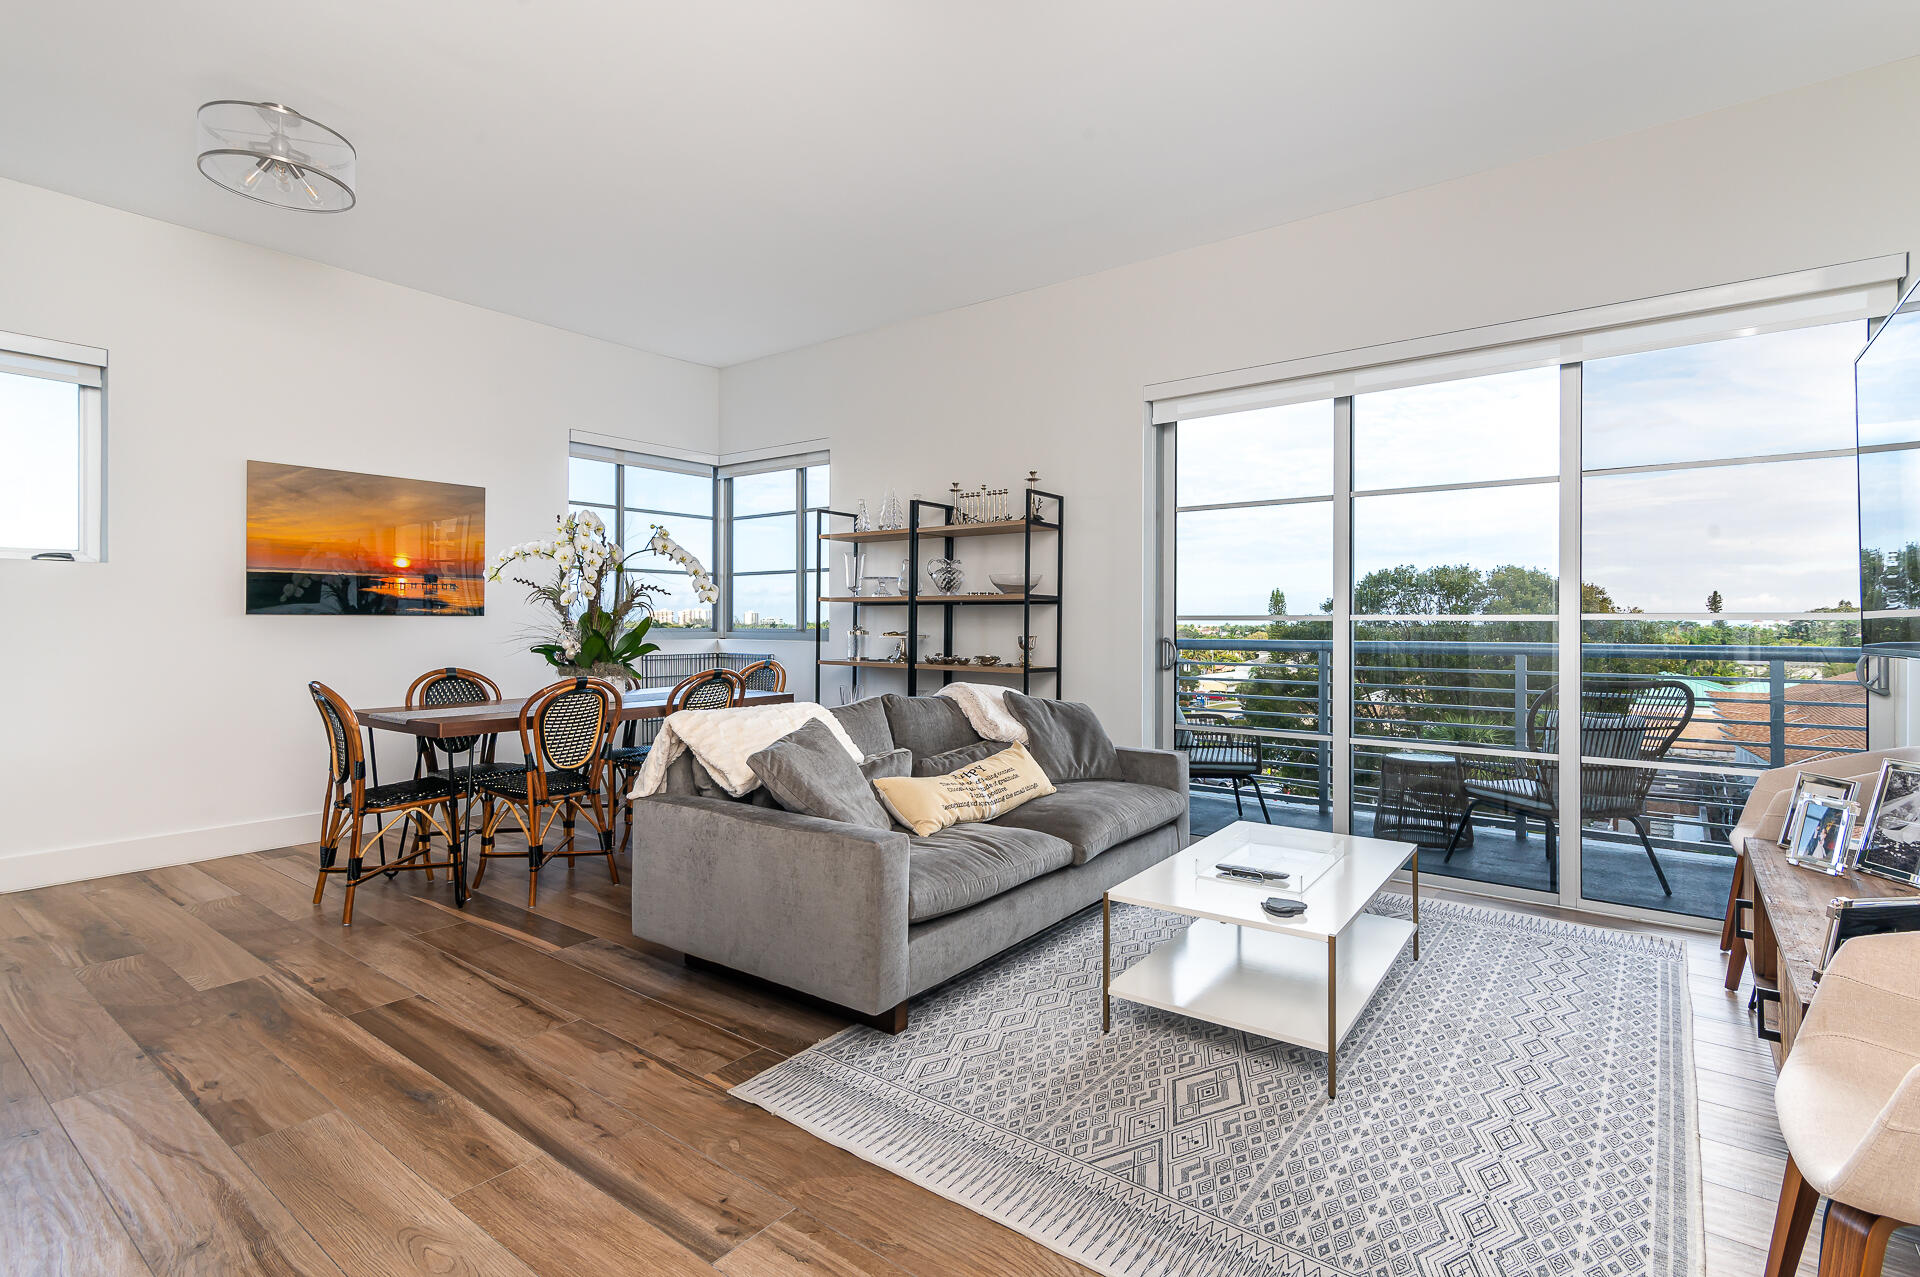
5 3 1920 367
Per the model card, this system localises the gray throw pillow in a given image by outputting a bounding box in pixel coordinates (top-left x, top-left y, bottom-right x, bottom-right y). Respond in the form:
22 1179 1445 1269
862 748 913 781
748 720 893 830
913 739 1006 777
1005 693 1118 782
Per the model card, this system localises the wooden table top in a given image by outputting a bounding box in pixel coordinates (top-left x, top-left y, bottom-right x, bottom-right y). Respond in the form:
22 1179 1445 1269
355 687 793 738
1744 835 1919 1009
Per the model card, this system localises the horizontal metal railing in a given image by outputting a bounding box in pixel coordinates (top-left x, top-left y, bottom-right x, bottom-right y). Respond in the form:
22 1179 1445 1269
1175 636 1865 859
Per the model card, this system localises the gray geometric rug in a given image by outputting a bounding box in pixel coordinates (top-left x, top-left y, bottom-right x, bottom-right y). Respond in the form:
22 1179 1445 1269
733 895 1702 1277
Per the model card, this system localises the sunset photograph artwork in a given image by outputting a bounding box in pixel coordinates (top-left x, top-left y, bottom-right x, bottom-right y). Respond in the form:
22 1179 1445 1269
246 461 486 615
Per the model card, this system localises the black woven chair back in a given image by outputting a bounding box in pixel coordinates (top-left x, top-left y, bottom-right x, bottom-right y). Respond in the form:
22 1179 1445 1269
308 681 360 785
738 659 786 693
526 678 617 775
408 667 500 756
1528 679 1696 815
667 669 741 713
1173 714 1260 770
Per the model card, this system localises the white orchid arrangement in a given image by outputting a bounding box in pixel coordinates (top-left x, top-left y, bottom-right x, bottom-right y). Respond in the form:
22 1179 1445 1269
488 510 717 683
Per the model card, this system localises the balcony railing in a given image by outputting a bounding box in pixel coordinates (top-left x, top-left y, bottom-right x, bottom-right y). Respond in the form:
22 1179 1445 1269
1174 636 1866 859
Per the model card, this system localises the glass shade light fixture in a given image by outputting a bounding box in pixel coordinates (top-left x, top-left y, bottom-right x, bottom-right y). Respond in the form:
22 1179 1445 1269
195 101 356 212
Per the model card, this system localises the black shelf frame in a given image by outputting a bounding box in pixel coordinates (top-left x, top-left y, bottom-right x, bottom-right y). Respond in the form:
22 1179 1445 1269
810 490 1063 700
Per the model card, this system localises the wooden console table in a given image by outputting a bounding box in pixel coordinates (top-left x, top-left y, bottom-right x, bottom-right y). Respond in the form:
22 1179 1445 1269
1720 835 1919 1066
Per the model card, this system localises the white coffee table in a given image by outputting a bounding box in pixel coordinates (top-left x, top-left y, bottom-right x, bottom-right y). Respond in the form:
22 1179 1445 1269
1102 822 1419 1097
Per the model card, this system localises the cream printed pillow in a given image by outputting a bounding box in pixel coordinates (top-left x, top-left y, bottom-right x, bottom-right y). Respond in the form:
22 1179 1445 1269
870 743 1056 837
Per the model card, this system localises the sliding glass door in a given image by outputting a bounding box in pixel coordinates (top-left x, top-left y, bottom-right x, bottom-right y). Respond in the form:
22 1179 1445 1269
1161 321 1869 922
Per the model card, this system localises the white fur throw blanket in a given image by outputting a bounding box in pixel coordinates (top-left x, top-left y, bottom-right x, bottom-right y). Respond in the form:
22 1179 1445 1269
630 702 863 798
937 682 1028 744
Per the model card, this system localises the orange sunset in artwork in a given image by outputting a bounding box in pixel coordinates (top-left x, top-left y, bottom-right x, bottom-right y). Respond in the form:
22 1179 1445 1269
245 461 486 615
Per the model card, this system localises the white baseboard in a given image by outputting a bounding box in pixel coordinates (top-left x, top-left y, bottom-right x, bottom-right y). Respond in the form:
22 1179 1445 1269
0 812 320 894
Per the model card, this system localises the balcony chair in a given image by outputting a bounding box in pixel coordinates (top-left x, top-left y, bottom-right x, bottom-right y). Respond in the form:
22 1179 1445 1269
1763 932 1920 1277
1174 711 1271 822
476 677 621 907
1443 678 1694 894
614 667 744 851
307 681 461 925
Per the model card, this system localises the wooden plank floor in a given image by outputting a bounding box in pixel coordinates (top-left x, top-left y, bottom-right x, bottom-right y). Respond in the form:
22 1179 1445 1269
0 839 1913 1276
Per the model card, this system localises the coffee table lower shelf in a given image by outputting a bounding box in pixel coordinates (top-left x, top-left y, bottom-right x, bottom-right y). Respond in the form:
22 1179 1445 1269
1107 912 1416 1095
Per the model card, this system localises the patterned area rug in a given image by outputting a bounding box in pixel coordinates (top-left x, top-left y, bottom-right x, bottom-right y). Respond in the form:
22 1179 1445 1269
733 896 1702 1277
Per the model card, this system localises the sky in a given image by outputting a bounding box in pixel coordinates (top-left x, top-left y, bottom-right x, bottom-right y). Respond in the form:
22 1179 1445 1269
245 461 486 576
1176 321 1876 617
0 371 80 550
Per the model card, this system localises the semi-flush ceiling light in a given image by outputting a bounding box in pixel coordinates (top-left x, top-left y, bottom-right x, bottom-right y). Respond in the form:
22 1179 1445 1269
196 101 356 212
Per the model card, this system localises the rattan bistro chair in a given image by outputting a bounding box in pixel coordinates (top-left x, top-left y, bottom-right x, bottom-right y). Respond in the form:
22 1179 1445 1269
737 658 787 693
405 667 510 781
477 677 621 907
614 667 744 852
1444 678 1694 895
308 681 460 925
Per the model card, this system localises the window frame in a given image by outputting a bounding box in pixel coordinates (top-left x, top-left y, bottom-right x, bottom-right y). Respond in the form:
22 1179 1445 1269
566 442 827 639
0 330 107 562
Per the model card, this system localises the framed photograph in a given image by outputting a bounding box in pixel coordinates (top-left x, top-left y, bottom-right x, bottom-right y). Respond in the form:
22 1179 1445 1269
1857 760 1920 886
1785 795 1856 875
1777 772 1861 847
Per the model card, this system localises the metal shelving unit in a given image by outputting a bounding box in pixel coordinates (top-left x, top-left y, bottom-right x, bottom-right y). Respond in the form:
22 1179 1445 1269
811 490 1063 699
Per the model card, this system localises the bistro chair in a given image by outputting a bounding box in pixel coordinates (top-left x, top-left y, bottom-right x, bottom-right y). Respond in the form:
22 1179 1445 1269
1444 678 1694 894
405 667 504 778
615 667 744 852
308 681 461 925
737 658 787 693
1764 932 1920 1277
1174 711 1270 822
476 677 621 907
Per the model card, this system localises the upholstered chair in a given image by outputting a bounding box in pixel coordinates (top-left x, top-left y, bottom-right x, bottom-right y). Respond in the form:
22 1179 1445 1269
1765 931 1920 1277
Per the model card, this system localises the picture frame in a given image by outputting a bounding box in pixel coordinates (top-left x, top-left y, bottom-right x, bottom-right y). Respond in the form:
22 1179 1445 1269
1785 795 1856 876
1858 759 1920 886
1776 772 1860 847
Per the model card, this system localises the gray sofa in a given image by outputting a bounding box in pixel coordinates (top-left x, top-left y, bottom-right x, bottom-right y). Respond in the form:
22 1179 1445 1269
630 693 1189 1028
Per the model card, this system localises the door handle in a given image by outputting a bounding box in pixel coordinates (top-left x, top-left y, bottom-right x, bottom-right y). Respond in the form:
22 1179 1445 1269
1158 637 1178 672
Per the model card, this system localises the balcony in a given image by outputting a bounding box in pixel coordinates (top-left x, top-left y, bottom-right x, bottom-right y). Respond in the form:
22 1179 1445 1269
1175 636 1866 919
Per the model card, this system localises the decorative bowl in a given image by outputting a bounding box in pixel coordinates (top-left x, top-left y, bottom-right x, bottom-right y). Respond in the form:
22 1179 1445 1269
988 573 1044 594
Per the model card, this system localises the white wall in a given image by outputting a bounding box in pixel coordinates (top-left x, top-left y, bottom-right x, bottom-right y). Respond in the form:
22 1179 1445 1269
721 57 1920 743
0 177 719 890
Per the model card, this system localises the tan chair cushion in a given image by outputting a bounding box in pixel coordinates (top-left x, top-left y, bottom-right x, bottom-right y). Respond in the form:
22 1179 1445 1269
1775 932 1920 1222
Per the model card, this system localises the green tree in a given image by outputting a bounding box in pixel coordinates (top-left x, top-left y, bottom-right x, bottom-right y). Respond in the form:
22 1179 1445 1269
1706 590 1724 614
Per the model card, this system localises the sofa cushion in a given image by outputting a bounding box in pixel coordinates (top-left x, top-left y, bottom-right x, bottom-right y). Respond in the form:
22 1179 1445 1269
882 693 983 759
913 739 1004 777
907 824 1073 923
991 779 1187 864
1006 693 1118 781
862 748 913 781
831 697 896 756
748 720 892 830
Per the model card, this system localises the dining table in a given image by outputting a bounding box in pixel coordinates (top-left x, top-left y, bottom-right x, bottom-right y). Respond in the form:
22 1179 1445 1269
351 684 795 907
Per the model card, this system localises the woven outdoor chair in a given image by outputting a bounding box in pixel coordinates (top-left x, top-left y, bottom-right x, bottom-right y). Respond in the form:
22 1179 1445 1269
615 667 745 852
405 667 524 787
1443 678 1694 894
737 658 787 693
1174 711 1270 822
476 677 621 907
308 681 460 925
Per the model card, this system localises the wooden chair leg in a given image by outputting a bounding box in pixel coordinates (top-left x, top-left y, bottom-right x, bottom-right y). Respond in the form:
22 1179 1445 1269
563 806 576 860
313 811 337 905
527 800 544 908
415 811 434 881
1818 1202 1900 1277
341 816 365 926
1765 1156 1820 1277
473 797 495 888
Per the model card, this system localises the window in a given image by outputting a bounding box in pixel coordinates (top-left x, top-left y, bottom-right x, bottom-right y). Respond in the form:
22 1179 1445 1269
1162 289 1885 923
1 332 106 561
566 443 828 635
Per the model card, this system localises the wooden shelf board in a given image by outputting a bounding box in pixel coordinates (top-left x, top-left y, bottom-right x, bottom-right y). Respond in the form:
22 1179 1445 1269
819 519 1059 544
818 594 1058 605
818 660 1058 673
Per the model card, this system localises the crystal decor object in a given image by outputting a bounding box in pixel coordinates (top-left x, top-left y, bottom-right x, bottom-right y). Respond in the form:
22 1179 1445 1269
926 557 965 593
852 500 872 532
877 489 905 530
